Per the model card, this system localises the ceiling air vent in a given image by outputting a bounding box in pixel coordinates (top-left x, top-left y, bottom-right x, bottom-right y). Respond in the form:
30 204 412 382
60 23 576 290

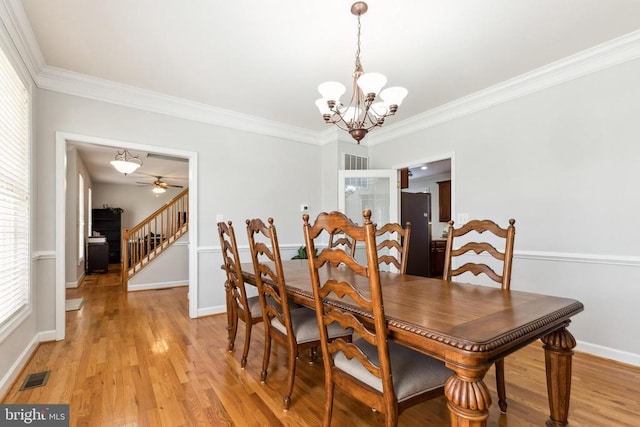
344 153 368 170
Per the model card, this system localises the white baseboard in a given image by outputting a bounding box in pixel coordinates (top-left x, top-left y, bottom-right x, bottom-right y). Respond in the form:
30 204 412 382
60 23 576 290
197 305 226 318
0 329 55 399
576 340 640 367
127 281 188 292
65 273 84 288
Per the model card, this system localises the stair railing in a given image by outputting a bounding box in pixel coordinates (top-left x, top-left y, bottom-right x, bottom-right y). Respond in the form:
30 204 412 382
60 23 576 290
122 188 189 286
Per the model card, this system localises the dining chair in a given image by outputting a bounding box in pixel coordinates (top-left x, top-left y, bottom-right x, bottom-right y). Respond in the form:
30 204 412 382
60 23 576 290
246 217 352 411
303 210 452 427
443 218 516 413
217 221 263 369
375 221 411 274
328 229 356 256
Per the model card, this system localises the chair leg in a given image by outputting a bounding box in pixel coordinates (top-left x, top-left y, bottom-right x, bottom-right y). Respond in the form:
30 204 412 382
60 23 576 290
240 319 252 369
323 381 334 427
283 343 298 411
309 346 318 364
495 358 508 413
260 329 272 383
227 304 238 352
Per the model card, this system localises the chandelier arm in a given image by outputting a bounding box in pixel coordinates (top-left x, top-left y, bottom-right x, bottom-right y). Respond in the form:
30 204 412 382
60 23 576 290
327 108 355 131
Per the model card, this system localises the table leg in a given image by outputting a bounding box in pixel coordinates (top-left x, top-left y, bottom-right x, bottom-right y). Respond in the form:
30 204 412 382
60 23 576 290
541 327 576 427
444 368 491 427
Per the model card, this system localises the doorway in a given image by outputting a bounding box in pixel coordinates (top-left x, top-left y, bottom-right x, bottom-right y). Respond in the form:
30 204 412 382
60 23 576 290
54 132 198 340
397 155 453 277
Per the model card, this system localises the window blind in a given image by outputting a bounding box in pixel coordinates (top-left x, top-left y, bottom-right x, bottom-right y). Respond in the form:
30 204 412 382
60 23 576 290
0 44 30 328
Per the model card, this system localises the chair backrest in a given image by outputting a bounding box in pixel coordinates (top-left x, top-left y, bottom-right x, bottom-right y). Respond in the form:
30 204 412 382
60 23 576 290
303 210 397 404
245 218 294 337
443 218 516 289
328 229 356 257
375 221 411 274
217 221 252 313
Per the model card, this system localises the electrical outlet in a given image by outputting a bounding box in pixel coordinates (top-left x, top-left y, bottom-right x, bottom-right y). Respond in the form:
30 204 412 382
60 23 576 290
216 214 224 223
457 213 469 224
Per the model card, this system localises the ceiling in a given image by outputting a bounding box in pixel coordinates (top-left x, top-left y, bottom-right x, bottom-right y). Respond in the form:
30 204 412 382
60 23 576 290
16 1 640 184
68 141 189 187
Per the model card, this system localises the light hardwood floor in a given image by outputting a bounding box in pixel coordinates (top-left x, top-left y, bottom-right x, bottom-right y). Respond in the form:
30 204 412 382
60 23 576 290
3 266 639 426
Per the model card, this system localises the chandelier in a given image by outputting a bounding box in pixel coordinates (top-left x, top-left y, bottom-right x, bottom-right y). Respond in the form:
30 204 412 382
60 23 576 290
110 149 142 175
315 2 407 144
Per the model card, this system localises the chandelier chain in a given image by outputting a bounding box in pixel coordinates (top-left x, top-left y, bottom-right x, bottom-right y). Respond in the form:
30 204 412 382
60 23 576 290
355 14 362 72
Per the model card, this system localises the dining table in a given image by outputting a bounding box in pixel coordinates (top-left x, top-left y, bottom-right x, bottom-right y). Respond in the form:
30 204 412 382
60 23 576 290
240 259 584 427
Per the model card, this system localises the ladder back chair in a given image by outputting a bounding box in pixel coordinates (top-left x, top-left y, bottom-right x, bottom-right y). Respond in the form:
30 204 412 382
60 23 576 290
303 210 452 427
217 221 263 369
328 229 356 256
375 221 411 274
246 217 352 411
443 218 516 413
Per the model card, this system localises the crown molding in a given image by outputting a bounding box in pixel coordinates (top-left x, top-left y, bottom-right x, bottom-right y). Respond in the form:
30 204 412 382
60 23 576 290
0 0 43 80
367 29 640 146
36 65 322 145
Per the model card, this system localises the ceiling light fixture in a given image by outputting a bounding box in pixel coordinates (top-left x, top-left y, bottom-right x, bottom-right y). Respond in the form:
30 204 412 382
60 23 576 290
315 2 407 144
152 185 166 194
110 149 142 175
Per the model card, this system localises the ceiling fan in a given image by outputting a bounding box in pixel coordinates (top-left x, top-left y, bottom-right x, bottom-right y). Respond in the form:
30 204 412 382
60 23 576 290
136 176 184 193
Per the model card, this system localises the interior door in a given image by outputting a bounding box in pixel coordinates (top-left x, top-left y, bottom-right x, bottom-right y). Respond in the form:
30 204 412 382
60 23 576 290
338 169 399 267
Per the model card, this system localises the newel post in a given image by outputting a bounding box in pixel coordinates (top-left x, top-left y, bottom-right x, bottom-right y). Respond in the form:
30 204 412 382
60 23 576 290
122 228 130 290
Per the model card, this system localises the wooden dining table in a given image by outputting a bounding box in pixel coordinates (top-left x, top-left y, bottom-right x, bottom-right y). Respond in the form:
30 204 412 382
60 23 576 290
241 259 584 427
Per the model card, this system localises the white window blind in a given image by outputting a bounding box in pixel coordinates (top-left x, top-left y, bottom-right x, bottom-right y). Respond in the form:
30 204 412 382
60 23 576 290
0 44 30 328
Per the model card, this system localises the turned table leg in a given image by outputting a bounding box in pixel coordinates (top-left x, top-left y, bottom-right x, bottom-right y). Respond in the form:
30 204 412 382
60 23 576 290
444 368 491 427
541 327 576 427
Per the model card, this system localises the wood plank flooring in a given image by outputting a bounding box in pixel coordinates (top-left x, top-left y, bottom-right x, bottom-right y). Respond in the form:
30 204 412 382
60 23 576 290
3 266 640 426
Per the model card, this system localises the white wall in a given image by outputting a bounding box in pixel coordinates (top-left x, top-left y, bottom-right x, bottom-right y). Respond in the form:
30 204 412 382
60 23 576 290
64 148 93 286
368 58 640 363
92 182 182 229
34 88 323 325
128 234 189 291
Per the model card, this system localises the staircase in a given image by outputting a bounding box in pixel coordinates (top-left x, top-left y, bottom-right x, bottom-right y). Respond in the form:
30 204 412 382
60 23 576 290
122 189 189 287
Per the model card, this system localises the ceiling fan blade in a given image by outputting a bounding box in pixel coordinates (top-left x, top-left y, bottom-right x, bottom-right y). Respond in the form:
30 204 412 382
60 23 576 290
136 182 153 185
166 184 184 188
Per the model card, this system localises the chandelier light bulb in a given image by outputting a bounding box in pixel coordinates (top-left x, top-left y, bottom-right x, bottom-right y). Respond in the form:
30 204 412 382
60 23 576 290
318 81 346 103
315 98 333 115
369 102 388 119
356 72 387 96
380 86 408 107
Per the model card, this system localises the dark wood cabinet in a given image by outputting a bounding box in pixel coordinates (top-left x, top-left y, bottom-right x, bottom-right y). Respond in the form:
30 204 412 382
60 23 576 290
437 180 451 222
87 243 109 273
430 240 446 278
92 208 122 264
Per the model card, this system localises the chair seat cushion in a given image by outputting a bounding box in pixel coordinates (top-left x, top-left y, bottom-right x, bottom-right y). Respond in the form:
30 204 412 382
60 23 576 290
271 307 352 344
246 295 262 318
334 338 453 402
